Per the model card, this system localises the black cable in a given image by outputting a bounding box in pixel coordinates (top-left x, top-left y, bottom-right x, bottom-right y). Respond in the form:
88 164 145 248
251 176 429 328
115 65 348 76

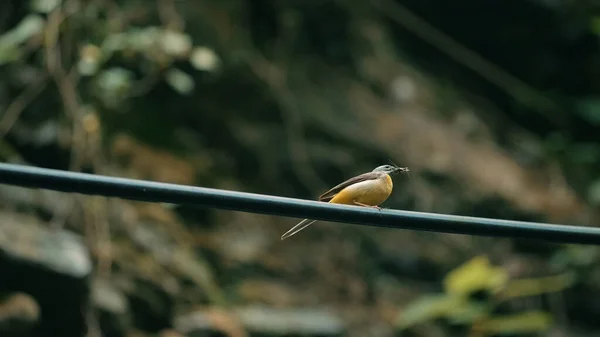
0 162 598 245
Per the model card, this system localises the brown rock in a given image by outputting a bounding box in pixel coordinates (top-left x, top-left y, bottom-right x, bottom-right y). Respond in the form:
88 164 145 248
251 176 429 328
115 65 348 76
0 211 91 337
0 292 40 337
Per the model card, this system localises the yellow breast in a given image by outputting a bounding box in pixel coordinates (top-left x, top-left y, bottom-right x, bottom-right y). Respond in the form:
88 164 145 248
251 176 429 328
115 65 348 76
329 174 393 206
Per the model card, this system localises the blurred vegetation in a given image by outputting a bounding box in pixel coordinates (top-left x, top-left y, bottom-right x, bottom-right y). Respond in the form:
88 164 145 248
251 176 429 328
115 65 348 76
397 256 575 336
1 0 600 337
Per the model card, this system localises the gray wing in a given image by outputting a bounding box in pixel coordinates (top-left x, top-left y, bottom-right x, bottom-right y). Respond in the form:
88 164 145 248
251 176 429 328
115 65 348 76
318 172 381 202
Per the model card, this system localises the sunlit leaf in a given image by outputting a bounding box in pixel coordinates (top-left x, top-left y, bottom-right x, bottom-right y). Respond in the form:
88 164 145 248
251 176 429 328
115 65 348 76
95 67 135 107
101 27 162 58
500 272 576 300
97 68 134 92
472 311 552 335
129 27 161 52
190 47 220 71
31 0 61 13
0 15 45 47
396 294 465 329
77 44 102 76
165 68 195 95
102 32 129 54
443 256 508 296
160 30 192 57
0 15 45 65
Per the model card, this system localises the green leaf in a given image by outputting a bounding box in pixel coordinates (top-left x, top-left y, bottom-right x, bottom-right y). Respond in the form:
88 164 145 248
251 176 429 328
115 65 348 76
4 15 45 45
190 47 220 71
588 179 600 206
0 14 45 65
544 132 569 153
160 30 192 57
77 44 102 76
500 272 576 299
396 294 465 329
97 67 134 92
31 0 61 13
591 17 600 36
95 67 135 107
447 302 490 324
128 27 161 52
472 311 553 335
575 98 600 125
102 32 129 54
568 142 600 164
165 68 194 95
0 46 22 66
443 256 508 296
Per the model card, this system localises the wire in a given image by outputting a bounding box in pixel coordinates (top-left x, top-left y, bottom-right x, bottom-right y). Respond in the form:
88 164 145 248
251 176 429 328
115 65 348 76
0 162 599 245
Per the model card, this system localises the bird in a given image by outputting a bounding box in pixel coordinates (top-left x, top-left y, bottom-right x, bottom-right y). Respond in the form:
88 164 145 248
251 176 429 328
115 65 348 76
281 164 409 240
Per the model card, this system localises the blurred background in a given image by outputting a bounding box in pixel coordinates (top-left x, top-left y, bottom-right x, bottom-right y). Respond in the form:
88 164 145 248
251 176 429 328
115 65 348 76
1 0 600 336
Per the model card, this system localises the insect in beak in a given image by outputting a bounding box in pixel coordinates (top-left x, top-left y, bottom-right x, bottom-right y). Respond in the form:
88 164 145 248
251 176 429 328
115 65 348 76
388 159 410 177
401 167 411 179
395 166 409 175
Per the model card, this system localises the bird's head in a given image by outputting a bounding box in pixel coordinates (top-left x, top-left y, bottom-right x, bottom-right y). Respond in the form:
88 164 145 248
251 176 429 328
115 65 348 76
372 164 409 175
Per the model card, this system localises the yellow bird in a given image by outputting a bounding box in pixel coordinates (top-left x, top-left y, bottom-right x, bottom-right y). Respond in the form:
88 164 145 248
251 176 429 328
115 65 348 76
281 164 409 240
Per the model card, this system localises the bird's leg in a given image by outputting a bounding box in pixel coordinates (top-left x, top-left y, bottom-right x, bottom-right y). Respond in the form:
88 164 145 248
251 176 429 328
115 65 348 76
353 200 382 210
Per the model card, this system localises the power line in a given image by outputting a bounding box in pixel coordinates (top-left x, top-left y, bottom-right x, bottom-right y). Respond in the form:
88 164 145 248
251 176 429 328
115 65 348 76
0 162 599 245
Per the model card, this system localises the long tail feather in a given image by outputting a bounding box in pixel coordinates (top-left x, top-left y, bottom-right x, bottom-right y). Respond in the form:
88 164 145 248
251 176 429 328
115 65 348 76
281 219 317 240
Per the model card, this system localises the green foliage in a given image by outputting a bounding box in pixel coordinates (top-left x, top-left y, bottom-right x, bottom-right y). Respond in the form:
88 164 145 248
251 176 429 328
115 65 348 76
575 98 600 126
396 256 575 336
0 1 598 336
443 256 508 296
590 16 600 36
397 294 489 329
165 68 195 95
78 25 221 108
0 15 44 65
588 180 600 206
471 312 553 336
94 67 136 108
30 0 61 13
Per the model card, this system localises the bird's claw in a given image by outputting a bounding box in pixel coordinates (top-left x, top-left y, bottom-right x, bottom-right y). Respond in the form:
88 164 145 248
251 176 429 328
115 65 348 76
353 201 384 210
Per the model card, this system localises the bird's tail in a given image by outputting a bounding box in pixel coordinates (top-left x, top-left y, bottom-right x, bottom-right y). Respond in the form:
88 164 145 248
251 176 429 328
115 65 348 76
281 219 318 240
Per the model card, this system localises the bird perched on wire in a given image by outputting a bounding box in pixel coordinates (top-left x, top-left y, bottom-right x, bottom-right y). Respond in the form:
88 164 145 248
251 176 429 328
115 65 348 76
281 164 409 240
